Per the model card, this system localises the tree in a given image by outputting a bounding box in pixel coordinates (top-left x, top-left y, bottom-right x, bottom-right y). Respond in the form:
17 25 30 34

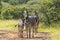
19 0 30 4
0 0 1 10
0 0 2 19
8 0 19 5
40 0 60 24
2 0 9 2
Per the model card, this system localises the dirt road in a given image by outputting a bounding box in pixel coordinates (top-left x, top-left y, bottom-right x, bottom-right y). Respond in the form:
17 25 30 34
0 30 51 40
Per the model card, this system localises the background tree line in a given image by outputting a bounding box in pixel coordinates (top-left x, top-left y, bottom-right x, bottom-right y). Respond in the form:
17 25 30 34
0 0 60 24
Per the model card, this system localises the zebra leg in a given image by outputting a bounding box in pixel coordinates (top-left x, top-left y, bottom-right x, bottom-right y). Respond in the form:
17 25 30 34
20 27 22 38
18 27 21 38
29 27 31 38
18 27 19 37
32 26 34 38
32 24 37 38
36 22 39 33
21 27 23 38
35 24 37 35
26 27 28 38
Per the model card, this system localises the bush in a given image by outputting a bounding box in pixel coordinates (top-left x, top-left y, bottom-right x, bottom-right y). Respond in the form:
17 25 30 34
1 6 24 19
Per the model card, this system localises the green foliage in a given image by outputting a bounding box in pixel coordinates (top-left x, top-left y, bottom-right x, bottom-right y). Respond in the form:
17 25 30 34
8 0 19 5
19 0 30 4
0 0 1 10
0 0 60 24
40 0 60 24
2 0 29 5
1 7 24 19
2 0 9 2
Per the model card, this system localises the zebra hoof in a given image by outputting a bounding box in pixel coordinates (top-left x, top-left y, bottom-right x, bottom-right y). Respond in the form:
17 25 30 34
20 36 23 38
32 36 34 38
27 37 29 38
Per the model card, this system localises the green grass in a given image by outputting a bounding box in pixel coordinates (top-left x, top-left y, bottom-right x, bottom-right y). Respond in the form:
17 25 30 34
38 22 60 40
0 20 60 40
0 20 18 30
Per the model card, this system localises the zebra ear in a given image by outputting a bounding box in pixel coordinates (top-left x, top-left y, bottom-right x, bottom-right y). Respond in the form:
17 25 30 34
34 11 37 15
24 9 29 17
24 10 27 17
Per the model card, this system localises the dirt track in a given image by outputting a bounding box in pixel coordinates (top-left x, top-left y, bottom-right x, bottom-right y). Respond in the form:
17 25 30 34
0 30 51 40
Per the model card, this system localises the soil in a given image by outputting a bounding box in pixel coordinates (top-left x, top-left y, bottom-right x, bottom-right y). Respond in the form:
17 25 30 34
0 30 51 40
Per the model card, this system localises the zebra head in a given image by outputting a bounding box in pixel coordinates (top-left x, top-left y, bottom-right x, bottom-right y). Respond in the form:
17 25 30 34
34 11 38 16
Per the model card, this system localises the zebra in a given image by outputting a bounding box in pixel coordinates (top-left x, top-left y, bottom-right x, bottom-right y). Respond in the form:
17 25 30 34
15 18 25 38
24 9 39 38
33 10 40 33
